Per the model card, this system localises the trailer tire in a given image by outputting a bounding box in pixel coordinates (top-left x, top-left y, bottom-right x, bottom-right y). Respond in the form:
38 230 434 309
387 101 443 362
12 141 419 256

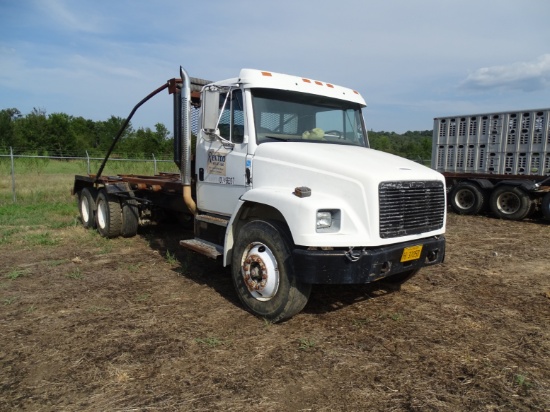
489 185 533 221
78 187 98 229
96 189 122 238
449 182 486 215
121 199 139 238
231 220 311 323
542 193 550 220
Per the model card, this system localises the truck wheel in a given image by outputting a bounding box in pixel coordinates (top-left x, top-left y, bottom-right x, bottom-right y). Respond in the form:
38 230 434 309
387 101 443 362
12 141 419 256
121 199 139 238
231 220 312 323
542 193 550 220
78 187 98 229
96 189 122 238
449 182 486 215
489 185 533 221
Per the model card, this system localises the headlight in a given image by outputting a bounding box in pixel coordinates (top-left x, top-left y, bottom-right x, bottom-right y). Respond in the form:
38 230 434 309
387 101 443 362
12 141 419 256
316 211 332 229
316 209 341 233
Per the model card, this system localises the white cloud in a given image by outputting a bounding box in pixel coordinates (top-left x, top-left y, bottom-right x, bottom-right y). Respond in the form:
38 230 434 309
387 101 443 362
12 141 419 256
35 0 105 33
460 54 550 92
2 0 550 133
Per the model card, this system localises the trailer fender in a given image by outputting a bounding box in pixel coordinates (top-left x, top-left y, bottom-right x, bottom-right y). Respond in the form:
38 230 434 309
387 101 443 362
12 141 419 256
470 179 493 190
494 179 537 193
72 175 96 196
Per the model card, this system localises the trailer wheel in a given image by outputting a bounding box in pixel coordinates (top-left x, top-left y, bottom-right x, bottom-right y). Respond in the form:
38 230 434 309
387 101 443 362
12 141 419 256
489 185 533 221
542 193 550 220
96 190 122 238
231 220 311 323
449 182 486 215
121 199 139 238
78 187 98 229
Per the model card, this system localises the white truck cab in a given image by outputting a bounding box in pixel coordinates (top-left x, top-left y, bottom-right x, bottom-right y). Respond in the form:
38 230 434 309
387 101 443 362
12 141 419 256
181 68 446 322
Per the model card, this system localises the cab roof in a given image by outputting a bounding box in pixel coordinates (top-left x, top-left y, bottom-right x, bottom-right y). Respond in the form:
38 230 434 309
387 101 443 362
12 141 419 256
211 68 367 107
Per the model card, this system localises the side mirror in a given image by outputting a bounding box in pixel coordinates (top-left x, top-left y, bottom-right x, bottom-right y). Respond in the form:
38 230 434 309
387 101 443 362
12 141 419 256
202 87 220 133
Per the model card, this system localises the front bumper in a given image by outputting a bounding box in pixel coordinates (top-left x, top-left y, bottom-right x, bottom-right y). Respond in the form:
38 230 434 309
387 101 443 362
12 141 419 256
292 235 445 284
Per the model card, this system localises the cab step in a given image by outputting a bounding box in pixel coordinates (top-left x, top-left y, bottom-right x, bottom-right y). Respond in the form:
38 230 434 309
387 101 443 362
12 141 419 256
180 238 223 259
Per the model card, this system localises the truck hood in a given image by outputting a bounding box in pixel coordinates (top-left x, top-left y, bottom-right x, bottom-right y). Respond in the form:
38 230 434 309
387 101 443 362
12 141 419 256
253 142 441 184
248 142 446 247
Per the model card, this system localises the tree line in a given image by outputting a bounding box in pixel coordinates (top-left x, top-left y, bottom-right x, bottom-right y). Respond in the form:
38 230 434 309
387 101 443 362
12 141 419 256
0 108 173 158
368 130 433 162
0 108 433 161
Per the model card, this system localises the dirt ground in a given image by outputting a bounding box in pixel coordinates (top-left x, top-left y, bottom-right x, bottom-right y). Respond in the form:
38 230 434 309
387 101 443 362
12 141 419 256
1 213 549 411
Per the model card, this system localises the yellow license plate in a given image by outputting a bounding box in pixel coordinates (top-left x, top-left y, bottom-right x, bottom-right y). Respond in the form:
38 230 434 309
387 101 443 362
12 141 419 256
400 245 423 262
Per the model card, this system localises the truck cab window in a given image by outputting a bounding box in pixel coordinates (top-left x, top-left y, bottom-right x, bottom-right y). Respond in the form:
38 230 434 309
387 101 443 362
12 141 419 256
251 88 367 147
218 89 244 144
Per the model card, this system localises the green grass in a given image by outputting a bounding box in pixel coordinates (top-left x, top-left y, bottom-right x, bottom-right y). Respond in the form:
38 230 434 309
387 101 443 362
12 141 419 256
514 374 533 390
3 296 17 305
390 313 403 321
0 228 19 245
66 268 83 280
195 337 226 348
6 268 29 280
165 250 178 266
298 338 316 351
0 157 181 240
0 202 76 228
24 231 60 246
1 157 177 202
0 157 178 181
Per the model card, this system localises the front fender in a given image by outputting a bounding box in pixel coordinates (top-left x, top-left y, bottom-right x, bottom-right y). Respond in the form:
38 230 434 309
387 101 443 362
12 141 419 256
222 187 371 266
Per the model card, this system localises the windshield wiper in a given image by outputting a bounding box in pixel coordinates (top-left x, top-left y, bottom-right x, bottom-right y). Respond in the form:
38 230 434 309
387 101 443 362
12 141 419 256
265 135 289 142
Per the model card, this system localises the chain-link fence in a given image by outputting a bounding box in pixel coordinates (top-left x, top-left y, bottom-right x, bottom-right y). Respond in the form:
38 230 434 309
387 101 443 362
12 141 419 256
0 148 179 203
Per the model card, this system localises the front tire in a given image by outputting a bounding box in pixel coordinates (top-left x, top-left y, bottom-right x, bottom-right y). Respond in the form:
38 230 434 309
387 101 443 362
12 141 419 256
489 185 533 221
231 220 311 323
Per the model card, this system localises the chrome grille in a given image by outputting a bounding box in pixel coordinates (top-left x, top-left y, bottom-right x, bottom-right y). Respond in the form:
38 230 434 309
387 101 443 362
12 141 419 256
379 181 445 238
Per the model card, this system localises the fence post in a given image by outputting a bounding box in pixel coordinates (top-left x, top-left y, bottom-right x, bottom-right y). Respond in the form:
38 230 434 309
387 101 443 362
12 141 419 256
10 147 16 203
152 153 157 175
86 150 90 175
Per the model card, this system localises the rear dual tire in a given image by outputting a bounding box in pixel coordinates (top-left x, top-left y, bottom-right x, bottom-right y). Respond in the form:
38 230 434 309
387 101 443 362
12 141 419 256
96 190 123 238
78 187 98 229
489 185 533 221
449 182 486 215
121 199 139 238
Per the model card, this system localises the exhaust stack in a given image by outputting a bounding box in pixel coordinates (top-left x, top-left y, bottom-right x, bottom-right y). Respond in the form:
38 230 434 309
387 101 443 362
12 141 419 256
179 66 196 215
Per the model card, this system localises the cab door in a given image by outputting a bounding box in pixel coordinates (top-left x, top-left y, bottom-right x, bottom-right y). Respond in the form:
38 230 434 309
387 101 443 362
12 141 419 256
196 88 248 216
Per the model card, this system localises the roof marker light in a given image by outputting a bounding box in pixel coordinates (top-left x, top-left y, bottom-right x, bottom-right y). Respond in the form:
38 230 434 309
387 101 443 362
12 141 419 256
261 71 272 77
315 81 323 86
302 78 311 83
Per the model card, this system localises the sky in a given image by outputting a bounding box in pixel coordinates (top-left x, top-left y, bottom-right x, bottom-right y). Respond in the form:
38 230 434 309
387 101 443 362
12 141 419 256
1 0 549 134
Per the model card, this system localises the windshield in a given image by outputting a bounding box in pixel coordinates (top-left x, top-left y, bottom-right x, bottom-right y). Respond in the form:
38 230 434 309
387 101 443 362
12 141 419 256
251 88 368 147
